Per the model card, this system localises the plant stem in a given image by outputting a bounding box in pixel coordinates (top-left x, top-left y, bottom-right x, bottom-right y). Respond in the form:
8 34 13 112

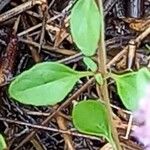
96 0 122 150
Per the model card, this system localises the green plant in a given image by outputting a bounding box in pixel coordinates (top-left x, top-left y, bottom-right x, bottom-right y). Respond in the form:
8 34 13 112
9 62 93 106
70 0 100 56
112 67 150 110
72 100 112 143
8 0 150 149
0 134 7 150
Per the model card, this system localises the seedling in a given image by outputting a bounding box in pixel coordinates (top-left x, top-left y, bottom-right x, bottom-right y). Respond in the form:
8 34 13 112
8 0 150 149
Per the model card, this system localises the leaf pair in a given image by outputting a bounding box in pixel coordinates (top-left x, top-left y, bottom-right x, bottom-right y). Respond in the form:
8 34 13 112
72 68 150 144
9 0 101 106
9 62 93 106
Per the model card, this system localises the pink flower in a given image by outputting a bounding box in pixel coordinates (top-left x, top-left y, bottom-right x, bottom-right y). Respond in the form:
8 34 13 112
132 84 150 149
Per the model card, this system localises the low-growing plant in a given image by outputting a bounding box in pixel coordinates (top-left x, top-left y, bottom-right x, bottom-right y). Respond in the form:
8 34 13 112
8 0 150 149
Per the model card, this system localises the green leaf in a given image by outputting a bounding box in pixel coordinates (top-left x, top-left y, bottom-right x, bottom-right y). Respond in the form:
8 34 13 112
70 0 100 56
95 73 103 85
0 134 7 150
72 100 111 140
113 68 150 110
83 57 97 72
9 62 93 106
145 44 150 51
